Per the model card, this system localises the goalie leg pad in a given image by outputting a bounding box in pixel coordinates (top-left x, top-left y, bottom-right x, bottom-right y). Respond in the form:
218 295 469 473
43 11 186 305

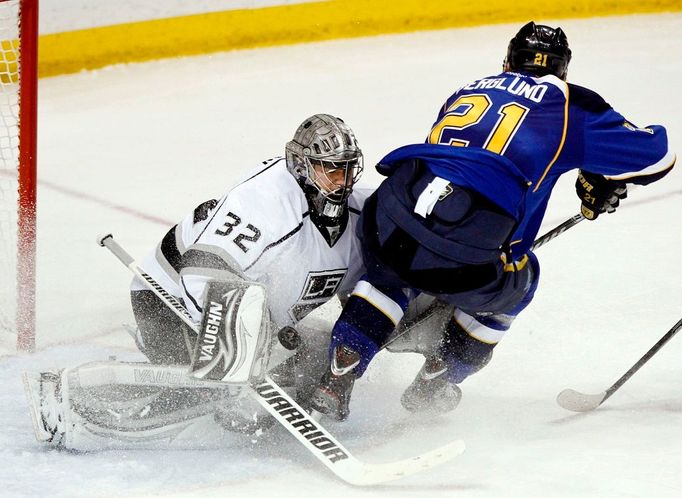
131 289 194 365
190 279 272 384
24 361 246 451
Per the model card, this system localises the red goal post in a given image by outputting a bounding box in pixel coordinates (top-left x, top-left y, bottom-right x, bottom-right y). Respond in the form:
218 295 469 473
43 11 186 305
0 0 37 352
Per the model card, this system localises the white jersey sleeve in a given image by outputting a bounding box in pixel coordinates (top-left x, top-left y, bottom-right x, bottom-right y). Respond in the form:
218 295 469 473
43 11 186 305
130 196 220 297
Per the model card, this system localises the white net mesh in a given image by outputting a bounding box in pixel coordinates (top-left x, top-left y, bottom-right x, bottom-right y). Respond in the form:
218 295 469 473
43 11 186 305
0 0 20 336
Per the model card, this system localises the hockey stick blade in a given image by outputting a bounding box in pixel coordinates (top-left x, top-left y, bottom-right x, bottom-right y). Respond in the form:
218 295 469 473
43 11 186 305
100 234 466 485
556 388 607 412
337 440 465 486
253 376 464 486
557 317 682 413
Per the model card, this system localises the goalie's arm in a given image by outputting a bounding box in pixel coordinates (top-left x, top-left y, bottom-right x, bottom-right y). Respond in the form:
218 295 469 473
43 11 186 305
178 243 250 321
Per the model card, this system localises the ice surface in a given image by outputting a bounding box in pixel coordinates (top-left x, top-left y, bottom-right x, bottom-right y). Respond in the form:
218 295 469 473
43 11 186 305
1 13 681 498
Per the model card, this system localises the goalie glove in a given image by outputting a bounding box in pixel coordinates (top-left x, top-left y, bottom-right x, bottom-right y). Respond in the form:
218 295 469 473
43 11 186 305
189 279 272 385
575 170 627 220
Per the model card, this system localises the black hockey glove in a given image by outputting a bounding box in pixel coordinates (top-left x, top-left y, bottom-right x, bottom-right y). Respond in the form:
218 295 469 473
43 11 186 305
575 170 627 220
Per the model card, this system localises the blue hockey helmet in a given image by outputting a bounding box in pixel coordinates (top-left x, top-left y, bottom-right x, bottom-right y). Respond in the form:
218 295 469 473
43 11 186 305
504 21 572 80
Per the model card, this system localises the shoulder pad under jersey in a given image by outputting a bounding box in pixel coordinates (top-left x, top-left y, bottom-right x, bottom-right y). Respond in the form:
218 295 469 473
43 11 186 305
568 83 612 113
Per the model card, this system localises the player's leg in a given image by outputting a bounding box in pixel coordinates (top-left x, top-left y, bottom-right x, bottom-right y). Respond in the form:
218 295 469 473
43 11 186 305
311 279 410 420
285 312 337 410
130 289 194 364
383 296 464 413
402 252 541 413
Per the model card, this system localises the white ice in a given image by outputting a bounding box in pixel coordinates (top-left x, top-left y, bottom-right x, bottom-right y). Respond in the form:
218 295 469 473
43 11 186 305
1 13 681 498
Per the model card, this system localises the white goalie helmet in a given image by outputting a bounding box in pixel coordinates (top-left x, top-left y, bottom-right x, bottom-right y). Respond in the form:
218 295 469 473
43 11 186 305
285 114 364 219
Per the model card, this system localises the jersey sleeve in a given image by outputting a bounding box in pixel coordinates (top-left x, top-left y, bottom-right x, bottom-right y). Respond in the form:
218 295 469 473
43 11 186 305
129 198 219 295
569 84 676 184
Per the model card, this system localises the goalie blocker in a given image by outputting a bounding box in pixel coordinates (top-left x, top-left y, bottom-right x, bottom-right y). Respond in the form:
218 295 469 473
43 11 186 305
189 279 273 385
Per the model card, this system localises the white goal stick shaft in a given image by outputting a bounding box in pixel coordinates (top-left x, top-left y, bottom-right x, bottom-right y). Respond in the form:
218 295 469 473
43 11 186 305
97 233 465 485
97 234 194 356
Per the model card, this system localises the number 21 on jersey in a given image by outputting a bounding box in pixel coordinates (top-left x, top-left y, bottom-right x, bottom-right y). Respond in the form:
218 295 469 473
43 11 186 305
429 94 529 155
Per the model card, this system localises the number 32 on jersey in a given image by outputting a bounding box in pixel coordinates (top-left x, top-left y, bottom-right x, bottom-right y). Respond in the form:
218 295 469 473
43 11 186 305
215 211 261 253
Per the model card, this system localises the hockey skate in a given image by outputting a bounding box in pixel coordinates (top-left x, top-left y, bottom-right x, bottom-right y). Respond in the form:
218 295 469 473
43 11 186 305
310 345 360 421
23 370 67 445
401 356 462 414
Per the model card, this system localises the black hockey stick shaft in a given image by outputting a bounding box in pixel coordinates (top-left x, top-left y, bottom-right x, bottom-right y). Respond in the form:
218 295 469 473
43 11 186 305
600 317 682 404
532 213 584 251
558 317 682 411
534 183 641 251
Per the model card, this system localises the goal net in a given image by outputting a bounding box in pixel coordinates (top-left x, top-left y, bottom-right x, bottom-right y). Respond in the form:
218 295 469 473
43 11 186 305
0 0 37 352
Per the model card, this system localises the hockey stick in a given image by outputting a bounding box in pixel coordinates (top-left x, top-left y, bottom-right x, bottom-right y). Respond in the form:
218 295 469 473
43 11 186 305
557 317 682 412
533 184 643 250
100 236 194 357
531 213 584 251
97 233 465 486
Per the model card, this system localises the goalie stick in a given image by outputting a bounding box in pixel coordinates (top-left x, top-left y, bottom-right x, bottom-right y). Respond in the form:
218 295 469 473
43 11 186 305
97 233 465 486
557 317 682 412
101 235 195 357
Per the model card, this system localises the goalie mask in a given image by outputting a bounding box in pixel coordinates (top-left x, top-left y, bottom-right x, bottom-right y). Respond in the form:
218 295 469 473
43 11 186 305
285 114 364 221
504 21 572 80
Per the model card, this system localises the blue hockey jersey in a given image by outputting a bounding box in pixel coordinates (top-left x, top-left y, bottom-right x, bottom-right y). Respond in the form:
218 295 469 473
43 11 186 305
417 71 675 256
325 72 675 381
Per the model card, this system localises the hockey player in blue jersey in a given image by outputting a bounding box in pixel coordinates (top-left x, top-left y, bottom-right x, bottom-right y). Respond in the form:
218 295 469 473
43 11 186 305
310 22 676 420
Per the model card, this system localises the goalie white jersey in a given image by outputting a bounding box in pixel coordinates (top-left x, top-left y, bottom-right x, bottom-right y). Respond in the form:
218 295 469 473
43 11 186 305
132 157 370 329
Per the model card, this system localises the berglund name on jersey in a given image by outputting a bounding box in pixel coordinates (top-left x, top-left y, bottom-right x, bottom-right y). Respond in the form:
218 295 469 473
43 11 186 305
462 75 550 103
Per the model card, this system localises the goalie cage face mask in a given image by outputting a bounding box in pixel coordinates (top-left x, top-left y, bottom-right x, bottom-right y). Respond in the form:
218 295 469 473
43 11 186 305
286 114 364 220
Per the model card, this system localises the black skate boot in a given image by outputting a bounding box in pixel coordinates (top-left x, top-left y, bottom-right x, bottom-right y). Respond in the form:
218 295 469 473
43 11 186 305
310 345 360 421
401 356 462 414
